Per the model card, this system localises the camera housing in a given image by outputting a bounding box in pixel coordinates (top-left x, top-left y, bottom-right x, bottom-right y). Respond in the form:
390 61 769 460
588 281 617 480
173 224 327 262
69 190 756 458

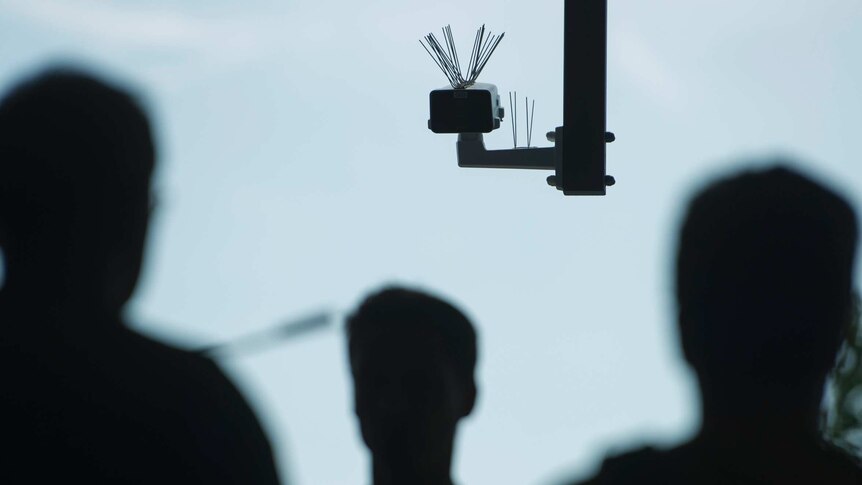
427 83 504 134
422 1 613 195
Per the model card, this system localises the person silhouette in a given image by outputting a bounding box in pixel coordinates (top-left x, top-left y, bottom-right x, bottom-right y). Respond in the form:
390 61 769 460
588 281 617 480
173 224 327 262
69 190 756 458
0 68 281 484
566 165 862 484
347 287 478 485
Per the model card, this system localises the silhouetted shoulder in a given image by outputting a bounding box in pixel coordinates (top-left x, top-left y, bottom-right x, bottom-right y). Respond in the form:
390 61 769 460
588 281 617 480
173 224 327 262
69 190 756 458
815 446 862 484
107 327 282 484
566 446 704 485
568 442 862 485
0 323 280 484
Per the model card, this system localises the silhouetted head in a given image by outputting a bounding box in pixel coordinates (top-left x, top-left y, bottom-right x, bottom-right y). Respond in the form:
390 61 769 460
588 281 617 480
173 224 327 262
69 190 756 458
676 164 858 416
0 68 155 320
347 287 477 476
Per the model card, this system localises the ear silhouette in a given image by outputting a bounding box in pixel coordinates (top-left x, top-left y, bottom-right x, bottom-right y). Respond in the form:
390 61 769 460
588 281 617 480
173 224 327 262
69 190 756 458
461 379 478 419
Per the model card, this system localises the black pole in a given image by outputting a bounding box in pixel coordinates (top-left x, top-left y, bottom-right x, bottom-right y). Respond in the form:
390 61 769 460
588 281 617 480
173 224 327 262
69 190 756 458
558 0 607 195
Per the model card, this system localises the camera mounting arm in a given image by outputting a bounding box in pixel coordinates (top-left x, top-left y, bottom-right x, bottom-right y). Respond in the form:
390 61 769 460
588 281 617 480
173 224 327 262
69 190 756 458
457 133 555 170
457 129 616 189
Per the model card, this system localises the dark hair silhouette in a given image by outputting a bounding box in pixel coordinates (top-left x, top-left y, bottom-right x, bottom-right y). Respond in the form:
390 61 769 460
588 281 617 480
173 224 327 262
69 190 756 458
0 69 154 319
348 286 478 485
676 166 858 414
566 164 862 485
0 68 281 483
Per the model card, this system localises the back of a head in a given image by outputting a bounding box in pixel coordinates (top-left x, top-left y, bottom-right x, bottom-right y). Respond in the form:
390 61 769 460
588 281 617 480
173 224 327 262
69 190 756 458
347 287 478 460
676 164 858 396
0 67 154 315
347 286 477 390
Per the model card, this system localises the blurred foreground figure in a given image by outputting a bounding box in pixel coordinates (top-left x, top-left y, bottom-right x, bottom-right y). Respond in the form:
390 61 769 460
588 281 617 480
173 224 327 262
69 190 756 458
570 165 862 484
0 69 280 484
348 287 478 485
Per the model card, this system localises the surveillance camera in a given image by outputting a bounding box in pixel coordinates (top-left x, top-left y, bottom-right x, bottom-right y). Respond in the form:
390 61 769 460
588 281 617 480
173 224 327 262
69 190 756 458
420 13 614 196
427 82 504 134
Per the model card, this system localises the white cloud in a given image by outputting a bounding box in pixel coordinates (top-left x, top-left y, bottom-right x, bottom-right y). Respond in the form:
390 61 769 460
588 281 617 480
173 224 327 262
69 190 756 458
0 0 284 69
612 27 687 110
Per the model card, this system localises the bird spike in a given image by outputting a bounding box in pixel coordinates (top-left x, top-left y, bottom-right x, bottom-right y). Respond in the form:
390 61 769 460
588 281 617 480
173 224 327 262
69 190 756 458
420 24 505 89
510 92 537 148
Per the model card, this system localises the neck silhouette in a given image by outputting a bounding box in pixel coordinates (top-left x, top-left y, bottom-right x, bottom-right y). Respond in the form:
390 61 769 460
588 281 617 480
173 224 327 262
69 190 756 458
371 434 456 485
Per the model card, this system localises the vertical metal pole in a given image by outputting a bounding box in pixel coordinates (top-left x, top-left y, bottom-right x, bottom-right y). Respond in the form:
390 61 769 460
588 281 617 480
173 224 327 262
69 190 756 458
559 0 607 195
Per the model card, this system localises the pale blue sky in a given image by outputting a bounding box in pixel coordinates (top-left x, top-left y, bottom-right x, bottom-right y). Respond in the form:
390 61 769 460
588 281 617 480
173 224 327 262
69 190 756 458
1 1 860 483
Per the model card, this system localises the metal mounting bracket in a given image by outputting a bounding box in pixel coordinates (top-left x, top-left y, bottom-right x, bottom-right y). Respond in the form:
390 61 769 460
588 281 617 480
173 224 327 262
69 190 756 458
457 133 555 170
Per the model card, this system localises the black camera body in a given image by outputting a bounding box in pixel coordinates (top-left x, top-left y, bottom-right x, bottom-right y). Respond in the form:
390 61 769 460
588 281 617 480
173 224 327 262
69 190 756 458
427 83 503 134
